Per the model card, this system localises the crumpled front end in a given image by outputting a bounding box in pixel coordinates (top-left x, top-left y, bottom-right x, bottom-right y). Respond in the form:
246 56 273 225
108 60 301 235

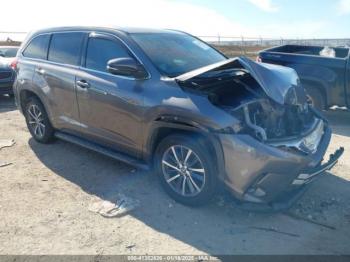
177 56 344 207
211 59 344 205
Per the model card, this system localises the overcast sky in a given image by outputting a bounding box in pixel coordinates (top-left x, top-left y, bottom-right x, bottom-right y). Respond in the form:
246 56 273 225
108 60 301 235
1 0 350 40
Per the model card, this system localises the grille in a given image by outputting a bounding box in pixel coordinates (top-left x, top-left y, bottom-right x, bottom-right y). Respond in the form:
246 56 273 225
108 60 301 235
0 71 12 80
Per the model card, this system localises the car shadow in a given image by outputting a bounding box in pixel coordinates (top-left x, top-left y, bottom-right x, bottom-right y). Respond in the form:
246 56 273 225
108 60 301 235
0 95 16 113
28 137 350 255
323 109 350 137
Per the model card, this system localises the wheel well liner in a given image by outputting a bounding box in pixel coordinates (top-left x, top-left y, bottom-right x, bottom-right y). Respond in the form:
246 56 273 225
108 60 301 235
19 90 40 112
146 121 226 180
19 89 53 122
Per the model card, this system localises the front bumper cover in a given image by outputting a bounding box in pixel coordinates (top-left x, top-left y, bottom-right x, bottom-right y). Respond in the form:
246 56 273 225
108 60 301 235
292 147 344 186
218 121 344 210
236 147 344 212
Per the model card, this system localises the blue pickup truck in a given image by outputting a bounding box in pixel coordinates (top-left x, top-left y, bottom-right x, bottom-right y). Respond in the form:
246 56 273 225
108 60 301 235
258 45 350 110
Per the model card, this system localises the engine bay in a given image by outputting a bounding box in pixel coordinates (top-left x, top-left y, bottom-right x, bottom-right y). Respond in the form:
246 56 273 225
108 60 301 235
180 68 315 141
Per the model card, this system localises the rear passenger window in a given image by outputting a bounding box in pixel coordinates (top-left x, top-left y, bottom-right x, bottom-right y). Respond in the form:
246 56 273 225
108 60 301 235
22 34 50 60
86 38 132 72
48 33 84 66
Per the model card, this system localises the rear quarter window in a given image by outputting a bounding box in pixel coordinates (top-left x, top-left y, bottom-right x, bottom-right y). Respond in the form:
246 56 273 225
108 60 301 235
22 34 50 60
48 33 84 66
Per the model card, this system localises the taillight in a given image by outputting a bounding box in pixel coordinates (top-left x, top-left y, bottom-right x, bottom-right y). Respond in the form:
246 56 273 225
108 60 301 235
10 58 18 70
256 56 262 63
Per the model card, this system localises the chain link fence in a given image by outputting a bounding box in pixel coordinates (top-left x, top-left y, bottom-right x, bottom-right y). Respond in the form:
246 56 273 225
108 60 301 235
199 35 350 59
198 35 350 47
1 31 349 59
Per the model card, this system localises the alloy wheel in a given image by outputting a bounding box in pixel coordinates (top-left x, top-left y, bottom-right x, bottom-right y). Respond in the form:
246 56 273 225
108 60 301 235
27 104 46 138
161 145 206 197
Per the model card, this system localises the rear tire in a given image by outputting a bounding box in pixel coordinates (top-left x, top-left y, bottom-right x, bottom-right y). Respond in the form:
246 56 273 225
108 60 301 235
24 97 55 144
154 134 217 206
305 86 326 110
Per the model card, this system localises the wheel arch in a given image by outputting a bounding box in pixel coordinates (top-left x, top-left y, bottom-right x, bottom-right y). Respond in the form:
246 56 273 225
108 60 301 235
145 118 226 180
300 78 329 108
19 89 54 122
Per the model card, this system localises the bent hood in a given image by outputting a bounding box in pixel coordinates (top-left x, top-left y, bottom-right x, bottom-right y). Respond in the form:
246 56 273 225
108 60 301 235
175 56 302 105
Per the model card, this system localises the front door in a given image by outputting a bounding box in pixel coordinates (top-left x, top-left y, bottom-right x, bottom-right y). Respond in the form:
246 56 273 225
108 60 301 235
75 33 145 157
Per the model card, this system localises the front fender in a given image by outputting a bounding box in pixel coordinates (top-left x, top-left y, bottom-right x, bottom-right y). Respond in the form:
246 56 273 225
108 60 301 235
143 118 227 181
143 115 210 160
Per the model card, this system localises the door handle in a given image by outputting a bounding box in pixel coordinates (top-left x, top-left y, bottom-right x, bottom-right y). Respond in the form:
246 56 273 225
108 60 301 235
76 79 90 89
35 68 45 75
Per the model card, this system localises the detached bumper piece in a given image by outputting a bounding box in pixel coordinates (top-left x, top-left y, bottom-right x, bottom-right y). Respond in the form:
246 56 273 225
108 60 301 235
292 147 344 186
237 147 344 213
236 186 309 213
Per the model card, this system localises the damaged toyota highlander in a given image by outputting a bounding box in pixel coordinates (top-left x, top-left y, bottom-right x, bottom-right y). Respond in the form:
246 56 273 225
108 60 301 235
14 27 344 209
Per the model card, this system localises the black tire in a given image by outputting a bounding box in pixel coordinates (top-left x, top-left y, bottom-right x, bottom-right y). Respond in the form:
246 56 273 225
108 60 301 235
24 97 55 143
305 86 326 110
154 134 217 206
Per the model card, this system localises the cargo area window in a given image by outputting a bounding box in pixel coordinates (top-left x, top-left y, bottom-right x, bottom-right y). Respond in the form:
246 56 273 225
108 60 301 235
22 34 50 60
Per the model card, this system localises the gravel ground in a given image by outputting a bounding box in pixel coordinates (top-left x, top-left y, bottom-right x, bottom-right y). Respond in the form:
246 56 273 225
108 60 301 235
0 94 349 255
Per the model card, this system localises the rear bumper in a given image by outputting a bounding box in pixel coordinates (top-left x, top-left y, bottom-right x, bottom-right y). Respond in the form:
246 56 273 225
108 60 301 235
218 121 343 208
0 69 14 95
0 81 14 95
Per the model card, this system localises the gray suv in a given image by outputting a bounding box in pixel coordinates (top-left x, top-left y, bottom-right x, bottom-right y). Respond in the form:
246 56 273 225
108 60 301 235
14 27 343 209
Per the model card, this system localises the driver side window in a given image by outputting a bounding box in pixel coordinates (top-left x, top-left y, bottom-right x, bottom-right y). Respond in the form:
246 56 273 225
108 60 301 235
85 37 132 72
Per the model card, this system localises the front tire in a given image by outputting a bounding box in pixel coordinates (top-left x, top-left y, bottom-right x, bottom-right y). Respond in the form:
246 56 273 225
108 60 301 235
155 134 217 206
24 97 55 143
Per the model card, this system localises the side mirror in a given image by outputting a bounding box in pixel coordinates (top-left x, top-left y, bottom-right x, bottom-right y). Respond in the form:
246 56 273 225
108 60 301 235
107 58 148 79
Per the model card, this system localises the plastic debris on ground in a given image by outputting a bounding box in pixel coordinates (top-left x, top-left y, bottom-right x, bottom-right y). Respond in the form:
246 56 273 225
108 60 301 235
0 139 15 168
88 193 140 218
0 139 15 150
0 162 12 168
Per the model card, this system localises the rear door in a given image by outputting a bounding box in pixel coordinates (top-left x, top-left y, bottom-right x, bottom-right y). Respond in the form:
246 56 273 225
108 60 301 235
75 33 145 157
17 34 51 105
34 32 85 130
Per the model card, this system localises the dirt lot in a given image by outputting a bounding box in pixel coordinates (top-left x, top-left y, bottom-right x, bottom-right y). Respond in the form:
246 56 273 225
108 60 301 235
0 94 350 255
213 45 266 59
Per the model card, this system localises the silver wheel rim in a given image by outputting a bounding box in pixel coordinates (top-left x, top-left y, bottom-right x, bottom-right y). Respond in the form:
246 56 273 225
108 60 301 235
27 104 45 138
162 145 206 197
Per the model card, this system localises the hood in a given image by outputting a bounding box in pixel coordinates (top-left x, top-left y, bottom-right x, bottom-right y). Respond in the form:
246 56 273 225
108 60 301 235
175 56 302 105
